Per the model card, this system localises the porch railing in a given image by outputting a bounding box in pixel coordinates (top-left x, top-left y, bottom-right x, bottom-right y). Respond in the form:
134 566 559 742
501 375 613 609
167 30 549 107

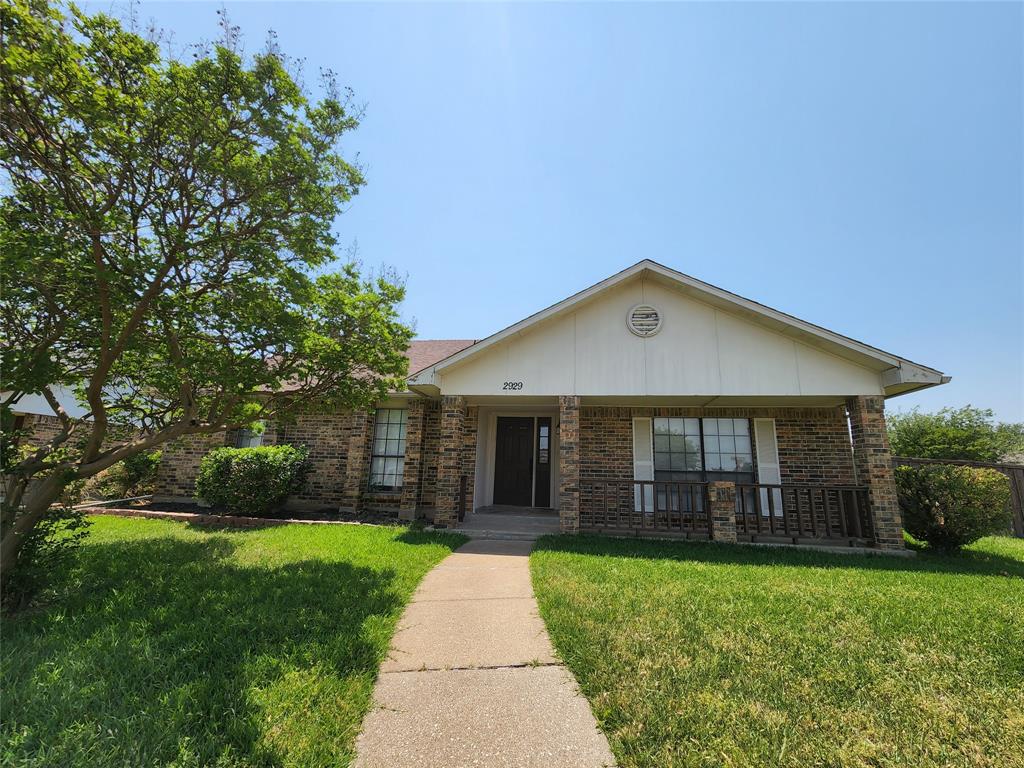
735 483 873 544
579 480 712 538
579 479 873 545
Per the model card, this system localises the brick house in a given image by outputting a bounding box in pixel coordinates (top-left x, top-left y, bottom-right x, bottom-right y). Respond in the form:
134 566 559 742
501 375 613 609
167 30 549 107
155 261 949 550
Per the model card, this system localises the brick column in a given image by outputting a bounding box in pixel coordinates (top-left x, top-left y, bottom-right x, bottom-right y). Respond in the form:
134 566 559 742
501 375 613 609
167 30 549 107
847 395 904 550
708 481 737 543
399 399 427 521
558 395 581 534
340 410 372 512
434 395 466 528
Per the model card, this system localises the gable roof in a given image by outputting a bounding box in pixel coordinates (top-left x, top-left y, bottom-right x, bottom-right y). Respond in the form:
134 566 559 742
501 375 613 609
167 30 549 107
408 260 949 397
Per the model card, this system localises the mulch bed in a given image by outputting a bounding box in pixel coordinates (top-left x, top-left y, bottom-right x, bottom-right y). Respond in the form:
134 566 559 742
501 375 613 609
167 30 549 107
84 501 403 529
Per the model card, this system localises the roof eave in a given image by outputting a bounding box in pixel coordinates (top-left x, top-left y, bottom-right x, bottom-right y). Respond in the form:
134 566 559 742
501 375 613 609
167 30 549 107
882 365 952 398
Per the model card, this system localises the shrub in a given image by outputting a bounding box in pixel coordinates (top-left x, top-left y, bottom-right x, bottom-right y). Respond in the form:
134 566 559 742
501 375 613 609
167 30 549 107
2 481 90 613
195 445 310 516
895 464 1012 551
83 450 162 500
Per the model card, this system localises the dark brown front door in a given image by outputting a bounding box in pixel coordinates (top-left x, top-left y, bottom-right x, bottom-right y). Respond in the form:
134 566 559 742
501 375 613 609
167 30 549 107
494 417 534 506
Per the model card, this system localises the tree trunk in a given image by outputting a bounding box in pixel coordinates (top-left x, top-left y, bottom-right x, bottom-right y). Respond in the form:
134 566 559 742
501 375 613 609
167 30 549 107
0 474 66 576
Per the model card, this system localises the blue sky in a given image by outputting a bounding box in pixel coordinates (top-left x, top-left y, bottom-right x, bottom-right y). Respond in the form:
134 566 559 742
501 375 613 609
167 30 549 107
111 2 1021 420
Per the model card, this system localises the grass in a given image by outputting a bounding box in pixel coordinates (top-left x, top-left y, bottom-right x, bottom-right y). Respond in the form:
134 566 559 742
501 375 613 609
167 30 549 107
531 535 1024 768
1 516 465 768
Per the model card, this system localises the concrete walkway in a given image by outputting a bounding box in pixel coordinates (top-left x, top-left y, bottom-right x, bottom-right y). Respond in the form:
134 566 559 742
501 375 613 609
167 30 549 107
353 539 616 768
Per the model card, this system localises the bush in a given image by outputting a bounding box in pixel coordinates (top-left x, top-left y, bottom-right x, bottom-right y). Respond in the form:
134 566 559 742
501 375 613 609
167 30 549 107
195 445 309 516
895 464 1012 551
1 482 90 613
82 450 162 500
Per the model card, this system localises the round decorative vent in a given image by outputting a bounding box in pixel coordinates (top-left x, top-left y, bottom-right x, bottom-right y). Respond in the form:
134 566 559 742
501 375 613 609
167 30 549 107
627 304 662 337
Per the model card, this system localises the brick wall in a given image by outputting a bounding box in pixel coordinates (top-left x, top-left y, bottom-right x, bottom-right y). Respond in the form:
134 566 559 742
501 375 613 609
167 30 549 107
462 406 479 514
847 395 903 549
154 431 230 498
579 405 855 485
16 414 65 446
153 400 448 516
156 411 359 508
274 410 354 507
418 400 442 513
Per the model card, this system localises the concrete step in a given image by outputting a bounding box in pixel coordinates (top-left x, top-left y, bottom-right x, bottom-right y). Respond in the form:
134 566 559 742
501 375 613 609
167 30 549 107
452 528 552 541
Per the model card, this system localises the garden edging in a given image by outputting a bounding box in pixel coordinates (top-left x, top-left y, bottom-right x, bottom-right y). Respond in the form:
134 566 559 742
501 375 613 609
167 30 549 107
87 507 380 529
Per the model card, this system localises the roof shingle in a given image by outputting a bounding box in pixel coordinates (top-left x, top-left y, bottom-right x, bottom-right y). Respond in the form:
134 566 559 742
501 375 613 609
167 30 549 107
406 339 476 375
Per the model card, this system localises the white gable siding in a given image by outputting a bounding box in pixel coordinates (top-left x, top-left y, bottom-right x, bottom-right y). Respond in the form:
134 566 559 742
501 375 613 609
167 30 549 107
436 275 884 398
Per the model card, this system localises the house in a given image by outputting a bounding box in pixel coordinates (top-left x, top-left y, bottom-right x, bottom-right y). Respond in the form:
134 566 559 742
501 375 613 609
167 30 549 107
155 260 949 550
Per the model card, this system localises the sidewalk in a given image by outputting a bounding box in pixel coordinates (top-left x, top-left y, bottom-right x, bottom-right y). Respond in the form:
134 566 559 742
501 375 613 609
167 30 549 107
353 539 615 768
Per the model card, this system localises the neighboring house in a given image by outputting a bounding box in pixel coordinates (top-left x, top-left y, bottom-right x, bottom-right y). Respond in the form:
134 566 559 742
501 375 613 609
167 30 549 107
155 260 948 550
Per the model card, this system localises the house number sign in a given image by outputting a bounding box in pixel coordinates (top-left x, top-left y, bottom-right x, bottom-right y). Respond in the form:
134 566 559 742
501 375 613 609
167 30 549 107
501 381 524 391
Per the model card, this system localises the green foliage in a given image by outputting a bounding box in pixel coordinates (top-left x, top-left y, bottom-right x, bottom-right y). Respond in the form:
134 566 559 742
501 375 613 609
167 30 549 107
1 515 465 766
1 499 90 613
0 0 411 575
195 445 310 515
888 406 1024 462
82 450 162 500
895 464 1012 551
531 535 1024 768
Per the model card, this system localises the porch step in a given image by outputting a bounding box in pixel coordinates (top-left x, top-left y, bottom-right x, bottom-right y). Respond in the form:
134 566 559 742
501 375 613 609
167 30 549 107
451 528 550 541
450 508 562 541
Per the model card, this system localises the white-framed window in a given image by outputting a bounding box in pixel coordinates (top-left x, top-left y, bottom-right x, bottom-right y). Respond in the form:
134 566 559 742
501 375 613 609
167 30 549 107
369 408 407 491
236 423 265 448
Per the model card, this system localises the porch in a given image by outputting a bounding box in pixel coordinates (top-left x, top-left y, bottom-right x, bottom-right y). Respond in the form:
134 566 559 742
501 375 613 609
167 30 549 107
432 394 903 551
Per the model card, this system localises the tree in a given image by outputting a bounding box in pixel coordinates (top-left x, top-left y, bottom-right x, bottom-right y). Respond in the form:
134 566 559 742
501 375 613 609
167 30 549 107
0 0 412 578
887 406 1024 463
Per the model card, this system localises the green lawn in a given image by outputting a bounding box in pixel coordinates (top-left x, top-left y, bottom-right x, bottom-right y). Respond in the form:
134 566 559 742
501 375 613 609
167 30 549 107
531 536 1024 768
1 516 465 768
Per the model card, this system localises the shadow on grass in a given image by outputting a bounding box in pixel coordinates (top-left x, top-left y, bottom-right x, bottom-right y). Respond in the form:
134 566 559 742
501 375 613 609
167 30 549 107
395 528 468 548
534 533 1024 578
2 533 403 767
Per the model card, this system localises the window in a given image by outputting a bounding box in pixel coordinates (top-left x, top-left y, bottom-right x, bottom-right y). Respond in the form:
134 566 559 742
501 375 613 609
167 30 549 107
652 418 703 513
653 418 703 482
652 417 754 484
700 418 754 483
236 423 264 448
538 423 550 465
369 409 407 491
651 417 755 513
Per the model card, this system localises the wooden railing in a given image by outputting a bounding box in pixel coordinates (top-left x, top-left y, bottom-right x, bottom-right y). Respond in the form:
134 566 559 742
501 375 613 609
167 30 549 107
579 479 873 545
579 480 712 538
735 483 872 544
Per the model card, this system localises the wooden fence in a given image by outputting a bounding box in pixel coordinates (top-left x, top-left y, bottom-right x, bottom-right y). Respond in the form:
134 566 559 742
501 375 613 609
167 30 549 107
892 456 1024 538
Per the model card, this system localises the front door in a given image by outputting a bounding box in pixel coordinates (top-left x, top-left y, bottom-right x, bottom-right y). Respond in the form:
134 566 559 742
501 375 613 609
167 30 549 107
493 417 534 506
